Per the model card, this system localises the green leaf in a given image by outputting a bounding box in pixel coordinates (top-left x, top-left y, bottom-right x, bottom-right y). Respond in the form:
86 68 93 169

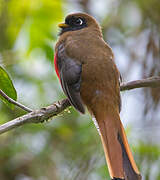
0 66 17 109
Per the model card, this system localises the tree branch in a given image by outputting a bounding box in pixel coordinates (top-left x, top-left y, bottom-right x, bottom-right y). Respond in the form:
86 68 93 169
0 99 70 134
120 76 160 91
0 76 160 135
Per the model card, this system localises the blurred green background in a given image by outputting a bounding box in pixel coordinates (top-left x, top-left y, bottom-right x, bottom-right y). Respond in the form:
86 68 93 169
0 0 160 179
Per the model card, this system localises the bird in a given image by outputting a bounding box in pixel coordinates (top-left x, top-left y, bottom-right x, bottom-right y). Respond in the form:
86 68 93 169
54 12 141 180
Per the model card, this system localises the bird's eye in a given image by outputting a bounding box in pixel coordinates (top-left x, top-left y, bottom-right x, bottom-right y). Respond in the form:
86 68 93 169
75 18 83 25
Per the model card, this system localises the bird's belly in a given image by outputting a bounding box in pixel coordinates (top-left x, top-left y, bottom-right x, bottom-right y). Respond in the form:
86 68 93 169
81 75 111 114
80 62 119 115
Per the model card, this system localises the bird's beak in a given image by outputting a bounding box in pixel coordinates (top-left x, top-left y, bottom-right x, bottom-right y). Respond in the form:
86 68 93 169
58 23 69 28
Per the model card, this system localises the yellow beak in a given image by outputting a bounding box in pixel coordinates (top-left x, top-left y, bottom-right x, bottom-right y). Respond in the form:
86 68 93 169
58 23 69 28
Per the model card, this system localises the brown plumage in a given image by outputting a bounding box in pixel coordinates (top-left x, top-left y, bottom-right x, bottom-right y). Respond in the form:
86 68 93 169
54 13 141 180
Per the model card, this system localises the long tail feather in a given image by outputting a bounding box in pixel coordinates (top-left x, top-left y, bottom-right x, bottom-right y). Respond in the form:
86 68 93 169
96 112 141 180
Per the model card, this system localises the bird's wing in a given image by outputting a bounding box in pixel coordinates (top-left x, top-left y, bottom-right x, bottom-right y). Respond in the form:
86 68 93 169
56 44 85 114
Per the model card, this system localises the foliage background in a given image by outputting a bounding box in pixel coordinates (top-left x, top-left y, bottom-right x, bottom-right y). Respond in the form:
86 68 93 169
0 0 160 179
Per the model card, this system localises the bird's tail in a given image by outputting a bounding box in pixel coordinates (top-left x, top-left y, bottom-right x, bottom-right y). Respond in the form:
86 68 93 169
95 111 141 180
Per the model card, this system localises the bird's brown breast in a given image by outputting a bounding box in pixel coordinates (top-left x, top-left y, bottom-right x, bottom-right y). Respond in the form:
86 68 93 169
61 34 120 115
56 29 121 116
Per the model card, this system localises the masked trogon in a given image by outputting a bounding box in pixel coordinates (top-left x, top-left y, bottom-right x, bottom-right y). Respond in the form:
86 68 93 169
54 13 141 180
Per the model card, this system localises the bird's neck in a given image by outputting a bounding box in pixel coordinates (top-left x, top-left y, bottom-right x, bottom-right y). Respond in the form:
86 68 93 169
58 27 102 43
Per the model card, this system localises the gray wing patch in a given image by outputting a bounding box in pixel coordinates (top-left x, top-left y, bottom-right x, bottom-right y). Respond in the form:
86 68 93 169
57 44 85 114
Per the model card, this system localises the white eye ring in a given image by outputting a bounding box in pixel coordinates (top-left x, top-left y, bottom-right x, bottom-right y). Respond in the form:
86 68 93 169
75 18 83 25
78 18 83 25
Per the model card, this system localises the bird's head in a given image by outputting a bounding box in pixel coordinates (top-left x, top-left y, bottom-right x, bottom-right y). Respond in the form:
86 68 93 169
58 13 101 36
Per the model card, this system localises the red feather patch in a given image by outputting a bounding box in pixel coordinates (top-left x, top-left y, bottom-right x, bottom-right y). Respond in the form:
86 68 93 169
54 52 60 79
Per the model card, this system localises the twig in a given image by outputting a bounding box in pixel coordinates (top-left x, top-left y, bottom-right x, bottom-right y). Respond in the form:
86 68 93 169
0 89 32 112
0 76 160 135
